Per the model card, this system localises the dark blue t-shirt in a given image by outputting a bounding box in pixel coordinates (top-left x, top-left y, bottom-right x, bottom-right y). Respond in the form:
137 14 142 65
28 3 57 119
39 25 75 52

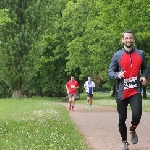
88 82 93 94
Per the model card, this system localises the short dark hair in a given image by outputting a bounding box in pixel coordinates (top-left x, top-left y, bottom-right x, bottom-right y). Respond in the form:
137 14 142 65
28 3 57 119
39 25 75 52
122 30 134 38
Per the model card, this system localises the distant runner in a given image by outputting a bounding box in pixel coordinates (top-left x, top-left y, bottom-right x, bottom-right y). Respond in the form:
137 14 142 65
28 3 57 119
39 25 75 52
66 76 79 111
84 77 95 110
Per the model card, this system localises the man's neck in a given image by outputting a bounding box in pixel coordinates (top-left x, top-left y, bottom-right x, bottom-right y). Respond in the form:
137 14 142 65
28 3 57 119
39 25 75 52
124 46 133 52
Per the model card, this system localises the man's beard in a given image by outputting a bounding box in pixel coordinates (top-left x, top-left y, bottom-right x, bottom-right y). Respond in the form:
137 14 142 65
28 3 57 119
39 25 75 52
124 42 133 48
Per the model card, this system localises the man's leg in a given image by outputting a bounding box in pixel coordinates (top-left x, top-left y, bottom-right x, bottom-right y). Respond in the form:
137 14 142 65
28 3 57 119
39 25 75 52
86 93 90 108
87 97 90 103
130 93 142 129
89 98 92 106
117 98 129 142
89 94 93 110
129 93 142 144
68 94 72 110
71 95 75 110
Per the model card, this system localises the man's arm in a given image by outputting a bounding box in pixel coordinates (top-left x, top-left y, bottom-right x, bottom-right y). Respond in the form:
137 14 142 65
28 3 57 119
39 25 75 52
108 54 120 80
140 52 148 86
65 84 68 90
141 52 148 78
66 84 69 94
93 82 95 88
75 81 79 89
83 82 87 90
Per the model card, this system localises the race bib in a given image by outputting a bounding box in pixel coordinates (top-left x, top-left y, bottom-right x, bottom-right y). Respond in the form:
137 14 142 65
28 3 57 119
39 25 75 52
71 85 75 88
124 76 137 90
88 82 92 87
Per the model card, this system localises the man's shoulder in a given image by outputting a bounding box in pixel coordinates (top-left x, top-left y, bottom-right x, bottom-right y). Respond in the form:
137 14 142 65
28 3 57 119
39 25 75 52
114 49 124 55
92 81 95 85
73 80 78 84
134 48 144 53
134 48 145 57
67 80 71 84
112 49 125 60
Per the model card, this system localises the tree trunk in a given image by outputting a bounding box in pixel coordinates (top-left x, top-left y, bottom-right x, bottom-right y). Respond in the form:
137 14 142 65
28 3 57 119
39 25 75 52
12 88 23 98
2 87 6 98
142 86 147 98
111 84 116 97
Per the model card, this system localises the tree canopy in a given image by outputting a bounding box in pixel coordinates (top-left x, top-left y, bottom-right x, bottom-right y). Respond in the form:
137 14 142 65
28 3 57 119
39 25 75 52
0 0 150 98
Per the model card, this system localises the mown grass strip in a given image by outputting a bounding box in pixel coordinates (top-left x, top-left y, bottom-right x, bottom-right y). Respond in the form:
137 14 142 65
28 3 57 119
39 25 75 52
78 92 150 113
0 98 89 150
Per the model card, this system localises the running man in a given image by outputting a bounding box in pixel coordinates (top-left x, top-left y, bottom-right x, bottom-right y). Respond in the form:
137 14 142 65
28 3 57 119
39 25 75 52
84 77 95 110
108 30 148 150
66 76 79 111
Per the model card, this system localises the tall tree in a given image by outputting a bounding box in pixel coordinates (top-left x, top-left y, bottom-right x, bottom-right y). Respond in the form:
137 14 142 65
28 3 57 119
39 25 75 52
26 0 69 97
0 0 50 98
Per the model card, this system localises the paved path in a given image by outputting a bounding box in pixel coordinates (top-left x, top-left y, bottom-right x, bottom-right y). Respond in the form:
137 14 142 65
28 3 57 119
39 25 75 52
60 102 150 150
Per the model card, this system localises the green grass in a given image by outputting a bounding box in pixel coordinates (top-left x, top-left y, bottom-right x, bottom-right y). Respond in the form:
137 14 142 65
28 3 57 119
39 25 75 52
1 94 150 149
0 98 89 150
78 92 150 113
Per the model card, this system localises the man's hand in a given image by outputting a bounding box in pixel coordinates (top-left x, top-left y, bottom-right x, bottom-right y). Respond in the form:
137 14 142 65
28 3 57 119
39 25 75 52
118 71 126 79
84 86 87 90
67 90 69 94
140 77 146 86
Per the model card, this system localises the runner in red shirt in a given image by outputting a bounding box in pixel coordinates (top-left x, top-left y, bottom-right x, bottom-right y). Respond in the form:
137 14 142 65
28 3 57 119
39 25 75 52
66 76 79 111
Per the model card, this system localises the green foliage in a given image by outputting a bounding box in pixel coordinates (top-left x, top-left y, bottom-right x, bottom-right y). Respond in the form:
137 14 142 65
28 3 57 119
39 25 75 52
0 0 51 95
0 9 11 25
0 0 150 97
62 0 150 90
0 98 88 150
30 0 70 97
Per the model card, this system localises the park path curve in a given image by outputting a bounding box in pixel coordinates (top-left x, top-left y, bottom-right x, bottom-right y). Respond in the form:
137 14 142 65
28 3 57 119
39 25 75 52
60 102 150 150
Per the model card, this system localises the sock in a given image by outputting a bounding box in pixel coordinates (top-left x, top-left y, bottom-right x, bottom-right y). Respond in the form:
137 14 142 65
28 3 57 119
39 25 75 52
130 126 136 131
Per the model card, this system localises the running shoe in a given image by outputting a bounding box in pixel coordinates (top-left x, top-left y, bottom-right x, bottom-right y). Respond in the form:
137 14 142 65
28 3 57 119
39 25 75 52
72 106 74 111
130 130 138 144
86 103 89 109
69 106 71 110
89 106 92 110
121 141 129 150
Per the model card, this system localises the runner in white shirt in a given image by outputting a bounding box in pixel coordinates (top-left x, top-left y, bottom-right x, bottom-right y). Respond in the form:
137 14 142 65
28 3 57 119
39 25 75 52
84 77 95 110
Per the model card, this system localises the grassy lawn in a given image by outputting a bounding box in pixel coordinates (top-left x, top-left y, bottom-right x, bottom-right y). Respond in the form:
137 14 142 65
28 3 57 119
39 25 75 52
78 92 150 113
1 94 149 149
0 98 89 150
